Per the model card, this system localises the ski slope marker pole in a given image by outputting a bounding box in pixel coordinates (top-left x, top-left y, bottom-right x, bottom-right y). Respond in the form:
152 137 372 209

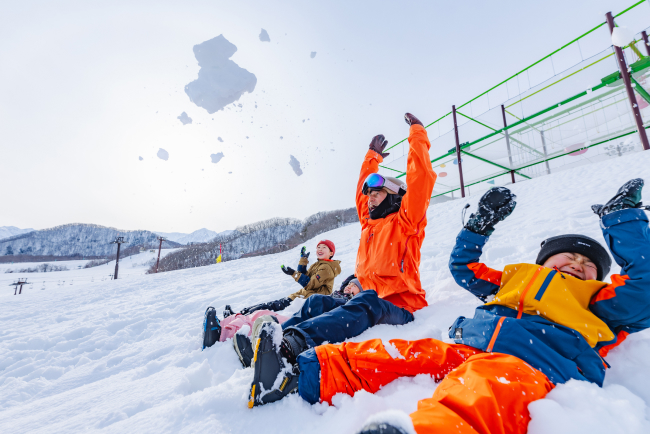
156 236 166 273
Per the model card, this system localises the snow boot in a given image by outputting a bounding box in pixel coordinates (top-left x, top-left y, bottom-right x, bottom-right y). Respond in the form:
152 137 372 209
223 305 235 318
357 422 409 434
233 334 254 368
248 321 299 408
202 307 221 350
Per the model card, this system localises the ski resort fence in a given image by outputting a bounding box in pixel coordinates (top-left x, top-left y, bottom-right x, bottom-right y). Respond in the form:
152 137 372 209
378 1 650 200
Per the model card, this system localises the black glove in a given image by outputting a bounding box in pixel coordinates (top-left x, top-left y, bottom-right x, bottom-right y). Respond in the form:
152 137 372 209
465 187 517 236
592 178 646 217
281 265 295 276
404 113 423 126
300 246 310 259
369 134 390 158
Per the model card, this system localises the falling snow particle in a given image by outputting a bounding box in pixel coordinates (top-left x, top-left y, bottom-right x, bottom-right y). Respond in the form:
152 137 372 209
310 52 317 59
177 112 192 125
289 155 303 176
259 29 270 42
210 152 224 164
157 148 169 161
138 156 143 161
218 137 224 142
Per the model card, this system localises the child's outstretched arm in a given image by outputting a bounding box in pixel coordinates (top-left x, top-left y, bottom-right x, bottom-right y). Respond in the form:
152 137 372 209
590 179 650 355
449 187 517 301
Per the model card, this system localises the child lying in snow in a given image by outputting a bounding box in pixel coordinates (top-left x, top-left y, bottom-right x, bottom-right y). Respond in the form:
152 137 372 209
229 275 361 368
224 240 341 317
246 179 650 434
201 241 341 351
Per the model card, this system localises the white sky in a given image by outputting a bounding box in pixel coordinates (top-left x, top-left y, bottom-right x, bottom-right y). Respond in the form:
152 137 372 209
1 0 647 233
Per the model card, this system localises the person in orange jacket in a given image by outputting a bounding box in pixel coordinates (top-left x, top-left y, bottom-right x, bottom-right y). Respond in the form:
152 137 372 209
247 113 437 407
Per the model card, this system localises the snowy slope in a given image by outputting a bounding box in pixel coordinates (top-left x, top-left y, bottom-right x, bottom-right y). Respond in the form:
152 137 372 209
0 226 34 241
2 151 650 433
154 229 232 245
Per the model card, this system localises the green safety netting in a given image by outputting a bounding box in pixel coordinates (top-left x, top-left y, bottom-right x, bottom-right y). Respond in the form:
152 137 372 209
379 1 650 200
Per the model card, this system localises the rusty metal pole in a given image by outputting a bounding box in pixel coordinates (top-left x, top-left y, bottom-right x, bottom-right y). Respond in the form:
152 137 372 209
452 105 466 198
500 105 516 183
642 31 650 57
114 242 122 279
606 12 650 151
155 237 164 273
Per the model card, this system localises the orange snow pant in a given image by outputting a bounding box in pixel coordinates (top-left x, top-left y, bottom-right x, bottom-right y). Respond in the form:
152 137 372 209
315 338 554 434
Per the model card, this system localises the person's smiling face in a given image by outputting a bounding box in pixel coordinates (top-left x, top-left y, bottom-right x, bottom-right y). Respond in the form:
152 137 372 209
543 252 598 280
316 244 332 260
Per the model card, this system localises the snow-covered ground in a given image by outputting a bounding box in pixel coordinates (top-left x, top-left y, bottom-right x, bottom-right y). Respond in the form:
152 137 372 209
2 151 650 433
0 249 181 293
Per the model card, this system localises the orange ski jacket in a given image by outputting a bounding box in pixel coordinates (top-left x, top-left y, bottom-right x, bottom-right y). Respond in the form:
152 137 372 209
354 124 437 313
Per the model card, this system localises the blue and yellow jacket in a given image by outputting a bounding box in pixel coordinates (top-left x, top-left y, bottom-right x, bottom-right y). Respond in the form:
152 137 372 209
448 208 650 386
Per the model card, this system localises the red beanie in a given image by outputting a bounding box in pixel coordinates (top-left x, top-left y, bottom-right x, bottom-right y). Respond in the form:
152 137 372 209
318 240 335 257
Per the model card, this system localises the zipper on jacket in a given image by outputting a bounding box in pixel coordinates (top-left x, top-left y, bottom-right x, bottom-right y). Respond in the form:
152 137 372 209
400 215 427 273
516 266 544 319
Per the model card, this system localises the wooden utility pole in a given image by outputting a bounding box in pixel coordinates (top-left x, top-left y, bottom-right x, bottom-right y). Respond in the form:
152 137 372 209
155 236 166 273
110 236 126 279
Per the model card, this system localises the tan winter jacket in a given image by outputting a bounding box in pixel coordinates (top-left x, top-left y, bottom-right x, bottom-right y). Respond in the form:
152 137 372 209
288 257 342 300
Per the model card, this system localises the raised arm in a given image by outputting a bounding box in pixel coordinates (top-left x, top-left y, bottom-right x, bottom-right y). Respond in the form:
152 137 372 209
356 135 390 223
397 115 437 230
449 229 502 300
449 187 518 300
589 180 650 355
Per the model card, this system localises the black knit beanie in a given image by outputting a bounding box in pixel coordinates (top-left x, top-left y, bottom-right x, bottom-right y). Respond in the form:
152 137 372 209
535 234 612 280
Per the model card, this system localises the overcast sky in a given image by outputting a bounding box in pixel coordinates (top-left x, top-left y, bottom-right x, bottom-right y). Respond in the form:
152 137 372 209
1 0 647 233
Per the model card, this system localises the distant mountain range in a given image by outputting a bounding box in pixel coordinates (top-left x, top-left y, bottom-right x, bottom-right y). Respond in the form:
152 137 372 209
0 224 180 258
0 226 34 240
154 228 234 245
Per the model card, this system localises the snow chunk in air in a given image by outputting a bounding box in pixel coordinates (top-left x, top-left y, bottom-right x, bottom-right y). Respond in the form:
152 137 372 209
210 152 224 164
184 35 257 114
259 29 270 42
157 148 169 161
289 155 303 176
310 52 317 59
138 156 143 161
218 137 224 142
177 112 192 125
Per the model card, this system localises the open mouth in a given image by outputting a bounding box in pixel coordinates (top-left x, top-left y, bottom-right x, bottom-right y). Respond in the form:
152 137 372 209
562 270 582 279
368 204 376 211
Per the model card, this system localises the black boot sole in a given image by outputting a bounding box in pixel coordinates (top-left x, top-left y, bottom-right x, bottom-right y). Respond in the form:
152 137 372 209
234 334 254 368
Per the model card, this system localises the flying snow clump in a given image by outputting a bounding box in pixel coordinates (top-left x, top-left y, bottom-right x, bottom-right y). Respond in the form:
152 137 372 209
218 137 224 142
259 29 270 42
157 148 169 161
210 152 224 164
139 156 143 161
310 52 317 59
185 35 257 114
289 155 303 176
177 112 192 125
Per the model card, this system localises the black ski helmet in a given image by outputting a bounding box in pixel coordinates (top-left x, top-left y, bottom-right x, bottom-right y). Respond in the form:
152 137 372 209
535 234 612 280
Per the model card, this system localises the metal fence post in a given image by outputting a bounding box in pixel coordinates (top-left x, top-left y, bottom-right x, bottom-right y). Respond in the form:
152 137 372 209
606 12 650 151
540 130 551 174
452 105 466 197
500 105 516 183
642 31 650 57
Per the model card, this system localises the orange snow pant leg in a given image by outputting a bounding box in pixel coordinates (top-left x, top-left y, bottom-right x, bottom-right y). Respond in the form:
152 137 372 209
315 338 481 404
410 352 555 434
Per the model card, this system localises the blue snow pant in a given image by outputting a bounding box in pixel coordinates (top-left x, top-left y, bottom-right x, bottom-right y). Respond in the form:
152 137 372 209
282 290 414 348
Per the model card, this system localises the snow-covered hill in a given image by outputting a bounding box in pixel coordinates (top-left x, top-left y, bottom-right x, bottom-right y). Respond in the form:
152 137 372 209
154 229 232 245
0 224 180 258
2 150 650 433
0 226 34 241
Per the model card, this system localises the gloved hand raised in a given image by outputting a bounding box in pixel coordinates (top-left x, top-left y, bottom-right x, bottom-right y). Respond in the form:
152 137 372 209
300 246 310 259
404 113 423 126
281 265 296 276
465 187 517 236
369 134 390 158
592 178 647 217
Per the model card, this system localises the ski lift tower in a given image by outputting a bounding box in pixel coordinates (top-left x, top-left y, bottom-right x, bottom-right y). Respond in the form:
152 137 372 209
10 278 27 295
110 236 127 279
155 236 167 273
